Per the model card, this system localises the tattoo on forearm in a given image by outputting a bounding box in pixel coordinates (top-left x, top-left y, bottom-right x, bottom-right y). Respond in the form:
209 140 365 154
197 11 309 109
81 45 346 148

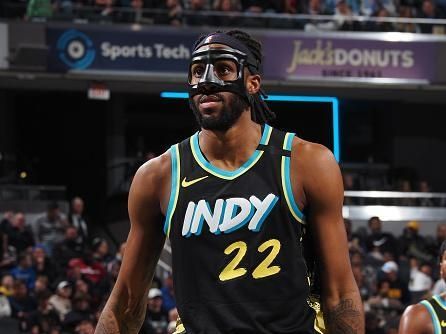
325 298 362 334
95 295 147 334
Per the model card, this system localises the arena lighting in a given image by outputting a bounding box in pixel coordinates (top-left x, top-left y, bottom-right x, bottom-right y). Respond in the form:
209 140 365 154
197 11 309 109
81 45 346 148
160 92 340 161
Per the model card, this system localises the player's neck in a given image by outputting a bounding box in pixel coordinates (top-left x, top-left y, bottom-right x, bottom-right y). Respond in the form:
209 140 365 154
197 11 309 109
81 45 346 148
199 112 261 171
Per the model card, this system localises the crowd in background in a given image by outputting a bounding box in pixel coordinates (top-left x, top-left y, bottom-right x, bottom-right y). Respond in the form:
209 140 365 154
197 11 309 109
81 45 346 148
0 198 178 334
1 0 446 33
347 217 446 334
1 196 446 333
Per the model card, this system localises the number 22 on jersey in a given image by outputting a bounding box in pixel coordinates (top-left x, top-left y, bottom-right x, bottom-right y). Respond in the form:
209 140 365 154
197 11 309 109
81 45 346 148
219 239 281 282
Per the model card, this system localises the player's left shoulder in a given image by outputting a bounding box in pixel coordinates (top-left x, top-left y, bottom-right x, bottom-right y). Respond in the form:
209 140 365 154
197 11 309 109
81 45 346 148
290 136 338 173
399 302 433 333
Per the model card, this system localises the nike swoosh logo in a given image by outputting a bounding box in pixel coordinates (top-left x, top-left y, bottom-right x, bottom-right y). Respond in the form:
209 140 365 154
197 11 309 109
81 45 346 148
181 176 208 188
441 320 446 327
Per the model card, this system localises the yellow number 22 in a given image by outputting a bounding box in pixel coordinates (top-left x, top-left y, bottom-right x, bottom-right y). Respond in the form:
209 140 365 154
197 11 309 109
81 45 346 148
219 239 281 282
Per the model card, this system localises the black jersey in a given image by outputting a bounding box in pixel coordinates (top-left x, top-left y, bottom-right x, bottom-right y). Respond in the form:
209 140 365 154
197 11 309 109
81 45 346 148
164 124 320 334
420 295 446 333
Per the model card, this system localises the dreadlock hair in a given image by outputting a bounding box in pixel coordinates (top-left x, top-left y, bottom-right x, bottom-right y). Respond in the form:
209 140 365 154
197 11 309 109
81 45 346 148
192 30 276 125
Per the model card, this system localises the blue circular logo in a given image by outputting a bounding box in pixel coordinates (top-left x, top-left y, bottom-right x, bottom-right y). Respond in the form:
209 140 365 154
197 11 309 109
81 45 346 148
57 29 96 69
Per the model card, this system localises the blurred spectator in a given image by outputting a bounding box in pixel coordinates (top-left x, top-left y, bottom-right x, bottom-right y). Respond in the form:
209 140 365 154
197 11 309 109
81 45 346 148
396 5 419 32
408 259 433 303
53 0 74 16
53 226 84 269
10 253 36 290
67 254 106 285
365 311 385 334
375 261 409 307
69 197 90 249
94 0 115 18
73 278 90 296
0 285 11 317
303 0 337 31
49 281 72 321
155 0 183 25
3 212 35 255
91 237 113 267
334 0 362 31
213 0 242 26
345 218 366 254
75 319 95 334
418 0 445 33
369 283 405 320
427 224 446 265
0 243 17 273
26 0 53 20
26 290 61 333
8 279 37 320
1 211 14 231
352 264 373 301
34 202 69 255
0 273 14 297
117 0 150 23
140 288 169 334
185 0 210 25
398 179 416 206
365 216 398 260
31 275 52 299
398 221 432 264
107 241 126 274
418 180 434 206
161 275 176 313
32 245 60 284
364 7 396 31
63 292 93 331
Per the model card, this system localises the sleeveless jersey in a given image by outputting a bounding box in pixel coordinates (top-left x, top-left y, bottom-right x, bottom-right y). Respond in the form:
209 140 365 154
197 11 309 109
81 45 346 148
420 295 446 334
164 124 320 334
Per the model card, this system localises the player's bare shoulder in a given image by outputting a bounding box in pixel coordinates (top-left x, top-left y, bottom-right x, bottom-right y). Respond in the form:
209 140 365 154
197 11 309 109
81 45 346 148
130 149 172 214
291 136 337 169
290 136 341 194
399 303 433 334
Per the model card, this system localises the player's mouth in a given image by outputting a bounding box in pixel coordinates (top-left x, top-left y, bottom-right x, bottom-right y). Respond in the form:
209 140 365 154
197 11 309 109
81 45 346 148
199 94 223 110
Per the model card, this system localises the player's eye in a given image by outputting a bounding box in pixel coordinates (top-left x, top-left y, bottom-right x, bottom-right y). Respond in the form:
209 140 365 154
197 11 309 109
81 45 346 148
215 62 236 80
192 64 205 78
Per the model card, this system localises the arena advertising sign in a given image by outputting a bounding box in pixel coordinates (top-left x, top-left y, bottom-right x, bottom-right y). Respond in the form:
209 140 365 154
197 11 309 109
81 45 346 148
262 33 436 82
47 25 437 82
0 23 8 69
46 25 195 73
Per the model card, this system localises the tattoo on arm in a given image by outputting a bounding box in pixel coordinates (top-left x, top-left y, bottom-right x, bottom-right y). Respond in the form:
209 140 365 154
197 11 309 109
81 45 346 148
95 292 147 334
325 298 362 334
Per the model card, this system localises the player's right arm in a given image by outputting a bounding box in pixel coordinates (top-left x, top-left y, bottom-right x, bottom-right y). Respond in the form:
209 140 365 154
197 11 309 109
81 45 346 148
95 152 170 334
399 304 433 334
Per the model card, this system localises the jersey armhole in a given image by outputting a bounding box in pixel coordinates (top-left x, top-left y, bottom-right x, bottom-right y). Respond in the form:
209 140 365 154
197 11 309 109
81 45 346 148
280 132 305 224
163 144 181 237
420 300 442 334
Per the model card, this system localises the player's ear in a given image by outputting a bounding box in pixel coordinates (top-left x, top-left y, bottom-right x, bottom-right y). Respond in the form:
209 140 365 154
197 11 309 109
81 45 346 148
246 73 261 95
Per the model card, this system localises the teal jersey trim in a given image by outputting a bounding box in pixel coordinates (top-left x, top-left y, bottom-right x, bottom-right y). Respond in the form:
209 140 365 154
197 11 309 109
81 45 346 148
421 300 442 334
433 295 446 310
191 124 272 180
163 144 180 236
282 132 305 221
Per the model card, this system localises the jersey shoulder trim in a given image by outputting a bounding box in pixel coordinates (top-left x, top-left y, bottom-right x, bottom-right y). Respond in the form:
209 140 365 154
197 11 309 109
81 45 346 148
421 299 442 334
190 124 273 180
433 295 446 311
281 132 305 224
163 144 181 236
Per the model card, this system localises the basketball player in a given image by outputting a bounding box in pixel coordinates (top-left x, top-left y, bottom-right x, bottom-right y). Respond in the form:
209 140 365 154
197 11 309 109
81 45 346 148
95 30 364 334
399 240 446 333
